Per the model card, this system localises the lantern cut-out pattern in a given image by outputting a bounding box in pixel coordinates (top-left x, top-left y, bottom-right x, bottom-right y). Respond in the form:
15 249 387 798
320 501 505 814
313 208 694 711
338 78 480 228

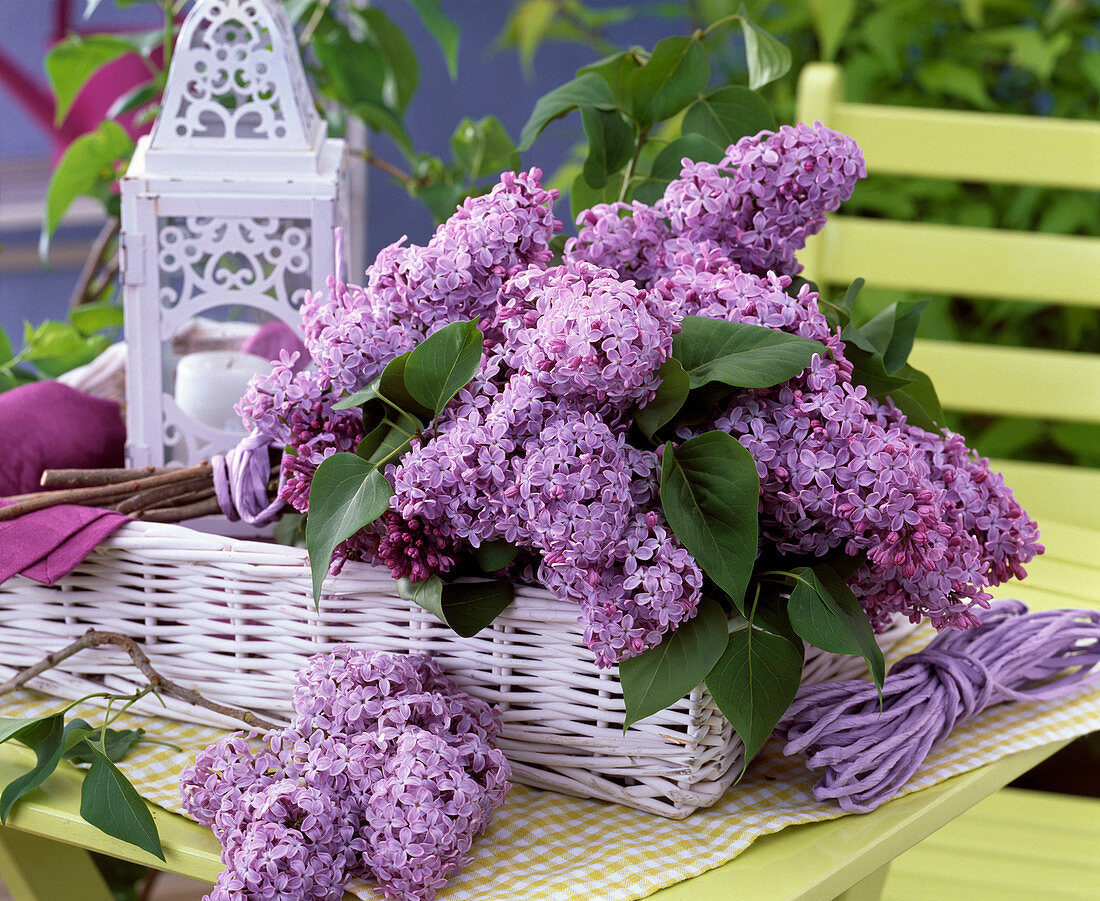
120 0 348 469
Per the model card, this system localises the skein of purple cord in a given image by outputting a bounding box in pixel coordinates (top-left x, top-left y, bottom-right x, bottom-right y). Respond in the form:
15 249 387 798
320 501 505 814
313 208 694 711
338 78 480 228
211 430 286 526
780 600 1100 813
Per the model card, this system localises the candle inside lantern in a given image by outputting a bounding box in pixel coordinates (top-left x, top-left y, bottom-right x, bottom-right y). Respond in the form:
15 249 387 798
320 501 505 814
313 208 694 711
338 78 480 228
174 350 273 432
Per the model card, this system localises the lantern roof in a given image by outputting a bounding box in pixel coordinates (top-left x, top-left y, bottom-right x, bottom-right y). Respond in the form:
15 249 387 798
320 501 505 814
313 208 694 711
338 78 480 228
145 0 326 176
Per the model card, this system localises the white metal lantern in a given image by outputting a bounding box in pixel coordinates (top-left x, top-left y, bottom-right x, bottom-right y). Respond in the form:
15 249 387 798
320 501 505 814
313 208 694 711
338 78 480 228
120 0 348 468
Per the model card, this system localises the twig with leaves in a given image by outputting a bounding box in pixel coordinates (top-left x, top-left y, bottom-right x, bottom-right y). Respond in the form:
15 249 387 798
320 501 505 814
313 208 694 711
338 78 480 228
0 629 278 860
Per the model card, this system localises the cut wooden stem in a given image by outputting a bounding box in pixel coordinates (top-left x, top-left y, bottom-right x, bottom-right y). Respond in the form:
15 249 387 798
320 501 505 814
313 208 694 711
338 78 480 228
0 629 278 731
41 467 174 489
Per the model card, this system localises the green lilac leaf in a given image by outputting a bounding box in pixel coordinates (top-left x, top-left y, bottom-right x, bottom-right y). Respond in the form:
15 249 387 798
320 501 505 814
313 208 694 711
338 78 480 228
43 121 133 247
404 319 483 414
47 34 138 125
69 302 124 337
80 750 164 860
620 596 729 727
887 365 944 431
818 277 862 331
349 8 419 113
0 714 65 822
64 723 145 766
736 3 793 90
335 351 433 420
635 357 690 442
706 624 804 769
107 81 159 120
306 454 393 604
682 86 777 149
787 565 884 689
581 107 635 188
571 171 624 221
519 72 617 151
0 714 62 745
578 48 643 108
311 18 412 154
628 35 709 125
659 432 759 614
848 355 917 399
673 317 825 390
636 134 725 204
399 578 514 638
357 411 421 470
451 117 521 179
653 134 726 174
405 0 460 79
856 299 929 373
473 541 522 573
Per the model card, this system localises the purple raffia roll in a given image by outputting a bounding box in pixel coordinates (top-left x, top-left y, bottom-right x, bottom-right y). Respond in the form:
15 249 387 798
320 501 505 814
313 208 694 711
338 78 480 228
780 600 1100 812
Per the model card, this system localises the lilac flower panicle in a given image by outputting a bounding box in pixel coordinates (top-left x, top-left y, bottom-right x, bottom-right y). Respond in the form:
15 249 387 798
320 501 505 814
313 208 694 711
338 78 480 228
182 649 510 901
241 145 1038 676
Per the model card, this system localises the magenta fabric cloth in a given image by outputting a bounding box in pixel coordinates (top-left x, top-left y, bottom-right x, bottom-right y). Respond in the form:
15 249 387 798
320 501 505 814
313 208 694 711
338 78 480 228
0 504 130 586
0 382 125 496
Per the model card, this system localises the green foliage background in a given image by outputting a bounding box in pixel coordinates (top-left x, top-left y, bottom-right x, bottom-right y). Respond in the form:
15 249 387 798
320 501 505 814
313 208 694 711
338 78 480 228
501 0 1100 468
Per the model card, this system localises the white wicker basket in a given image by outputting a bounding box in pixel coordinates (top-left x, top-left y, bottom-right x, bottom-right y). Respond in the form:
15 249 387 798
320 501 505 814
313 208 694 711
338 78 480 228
0 520 912 818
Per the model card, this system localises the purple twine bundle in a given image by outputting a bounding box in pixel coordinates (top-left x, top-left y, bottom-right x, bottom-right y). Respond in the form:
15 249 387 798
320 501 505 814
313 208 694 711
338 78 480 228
210 430 285 525
780 600 1100 812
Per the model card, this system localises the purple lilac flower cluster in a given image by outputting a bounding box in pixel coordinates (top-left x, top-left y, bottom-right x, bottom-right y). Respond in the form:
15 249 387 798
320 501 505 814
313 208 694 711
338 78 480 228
239 130 1042 662
181 649 509 901
567 121 865 279
387 260 700 666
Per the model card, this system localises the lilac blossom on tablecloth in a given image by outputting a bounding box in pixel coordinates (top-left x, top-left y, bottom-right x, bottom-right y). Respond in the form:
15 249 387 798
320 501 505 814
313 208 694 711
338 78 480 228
182 649 509 901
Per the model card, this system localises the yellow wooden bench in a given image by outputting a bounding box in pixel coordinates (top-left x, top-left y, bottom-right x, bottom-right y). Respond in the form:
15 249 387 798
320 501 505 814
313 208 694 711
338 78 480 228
796 61 1100 901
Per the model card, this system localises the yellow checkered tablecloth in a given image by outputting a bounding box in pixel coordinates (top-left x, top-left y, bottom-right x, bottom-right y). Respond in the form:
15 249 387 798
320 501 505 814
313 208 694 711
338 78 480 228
1 625 1098 901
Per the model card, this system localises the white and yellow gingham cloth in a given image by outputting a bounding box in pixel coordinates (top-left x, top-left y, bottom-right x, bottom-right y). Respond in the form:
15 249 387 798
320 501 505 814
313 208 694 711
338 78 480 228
2 624 1098 901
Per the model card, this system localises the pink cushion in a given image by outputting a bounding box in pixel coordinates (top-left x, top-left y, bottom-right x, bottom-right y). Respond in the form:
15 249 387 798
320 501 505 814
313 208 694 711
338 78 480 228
0 382 125 496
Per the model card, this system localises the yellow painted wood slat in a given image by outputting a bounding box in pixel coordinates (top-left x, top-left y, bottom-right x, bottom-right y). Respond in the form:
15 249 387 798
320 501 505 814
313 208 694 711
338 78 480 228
986 461 1100 532
884 789 1100 901
805 218 1100 307
828 102 1100 191
905 341 1100 424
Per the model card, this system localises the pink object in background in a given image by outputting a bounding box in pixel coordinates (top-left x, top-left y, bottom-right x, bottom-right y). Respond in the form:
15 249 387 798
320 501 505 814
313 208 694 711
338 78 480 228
0 0 164 158
0 381 125 497
241 320 310 372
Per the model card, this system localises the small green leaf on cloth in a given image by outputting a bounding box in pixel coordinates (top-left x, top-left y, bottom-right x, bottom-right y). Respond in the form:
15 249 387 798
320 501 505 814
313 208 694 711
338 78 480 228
660 431 759 614
620 596 729 727
80 749 164 860
0 714 66 822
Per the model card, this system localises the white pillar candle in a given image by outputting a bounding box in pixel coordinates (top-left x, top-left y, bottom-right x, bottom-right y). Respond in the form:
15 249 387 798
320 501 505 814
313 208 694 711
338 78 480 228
174 350 273 432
